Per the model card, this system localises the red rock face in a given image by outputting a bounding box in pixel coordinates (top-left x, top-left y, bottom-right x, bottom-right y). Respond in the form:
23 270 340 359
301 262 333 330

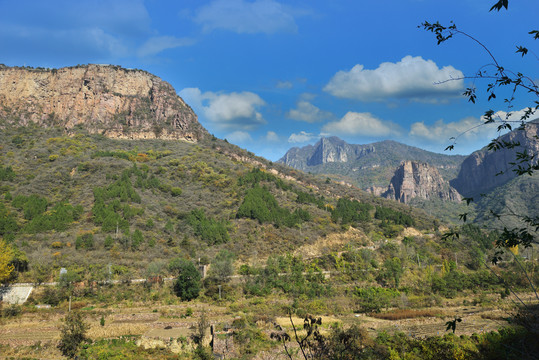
384 160 461 203
0 64 207 141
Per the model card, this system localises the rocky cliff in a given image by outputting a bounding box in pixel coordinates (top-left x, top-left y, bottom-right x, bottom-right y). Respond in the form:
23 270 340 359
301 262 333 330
383 161 461 203
451 121 539 197
306 137 375 166
278 137 465 189
0 64 207 141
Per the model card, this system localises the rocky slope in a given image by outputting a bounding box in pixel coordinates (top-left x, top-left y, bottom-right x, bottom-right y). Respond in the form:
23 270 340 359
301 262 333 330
278 137 465 189
451 120 539 197
383 161 461 203
0 64 207 141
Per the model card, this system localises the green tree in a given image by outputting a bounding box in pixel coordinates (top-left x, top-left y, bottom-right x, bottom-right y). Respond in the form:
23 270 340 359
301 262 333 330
208 249 235 283
57 311 88 358
0 203 18 241
131 229 144 250
383 257 404 288
172 259 201 301
354 286 400 313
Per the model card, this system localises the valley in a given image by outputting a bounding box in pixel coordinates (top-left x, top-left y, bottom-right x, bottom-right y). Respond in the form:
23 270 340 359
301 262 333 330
0 64 537 359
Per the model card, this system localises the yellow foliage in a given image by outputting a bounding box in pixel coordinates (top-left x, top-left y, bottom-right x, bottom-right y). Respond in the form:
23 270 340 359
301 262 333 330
136 153 149 162
509 245 518 255
0 239 14 284
51 241 64 249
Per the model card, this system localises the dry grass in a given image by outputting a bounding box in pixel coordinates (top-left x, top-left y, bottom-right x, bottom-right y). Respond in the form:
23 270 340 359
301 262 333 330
370 309 443 321
293 226 371 258
87 322 150 338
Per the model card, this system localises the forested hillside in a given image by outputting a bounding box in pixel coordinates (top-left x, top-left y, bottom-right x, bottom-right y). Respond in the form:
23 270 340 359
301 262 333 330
0 125 442 282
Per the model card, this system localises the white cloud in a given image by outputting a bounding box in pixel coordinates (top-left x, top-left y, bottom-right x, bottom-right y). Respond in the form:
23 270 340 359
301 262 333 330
322 112 401 137
410 117 486 142
179 87 266 130
287 100 333 123
194 0 297 34
410 109 532 143
324 55 464 102
408 109 534 153
227 130 253 143
276 80 293 89
288 131 316 143
266 131 280 142
137 36 195 57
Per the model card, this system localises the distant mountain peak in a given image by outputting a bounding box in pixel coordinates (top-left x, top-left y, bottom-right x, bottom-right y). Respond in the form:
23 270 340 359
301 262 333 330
306 136 375 166
278 136 465 189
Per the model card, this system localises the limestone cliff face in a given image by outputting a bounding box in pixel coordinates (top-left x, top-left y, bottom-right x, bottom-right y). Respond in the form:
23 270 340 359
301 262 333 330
451 121 539 197
306 137 375 166
0 64 207 141
384 161 461 203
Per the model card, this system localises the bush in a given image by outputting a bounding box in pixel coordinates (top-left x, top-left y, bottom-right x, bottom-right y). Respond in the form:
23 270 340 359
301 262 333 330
354 286 400 313
188 209 229 245
331 198 372 225
58 311 88 358
171 259 201 301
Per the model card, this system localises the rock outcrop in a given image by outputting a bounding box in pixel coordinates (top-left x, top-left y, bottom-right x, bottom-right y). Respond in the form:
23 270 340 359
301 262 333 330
306 137 375 166
451 121 539 197
0 64 207 141
383 161 461 203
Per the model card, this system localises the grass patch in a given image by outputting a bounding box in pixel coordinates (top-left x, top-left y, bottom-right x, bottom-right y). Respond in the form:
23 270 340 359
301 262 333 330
370 309 443 320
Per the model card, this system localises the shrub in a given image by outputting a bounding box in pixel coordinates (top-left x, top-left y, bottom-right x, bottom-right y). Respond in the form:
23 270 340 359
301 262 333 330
171 259 201 301
188 209 230 245
58 311 88 358
353 286 400 313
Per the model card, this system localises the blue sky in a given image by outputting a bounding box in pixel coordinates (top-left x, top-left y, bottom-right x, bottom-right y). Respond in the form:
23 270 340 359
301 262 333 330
1 0 537 161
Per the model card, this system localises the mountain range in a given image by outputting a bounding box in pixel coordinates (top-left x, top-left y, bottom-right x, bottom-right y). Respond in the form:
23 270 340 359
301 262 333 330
278 137 466 190
278 122 539 227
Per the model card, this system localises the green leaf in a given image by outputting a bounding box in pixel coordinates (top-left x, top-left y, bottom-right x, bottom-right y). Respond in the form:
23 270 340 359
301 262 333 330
489 0 508 12
516 46 528 56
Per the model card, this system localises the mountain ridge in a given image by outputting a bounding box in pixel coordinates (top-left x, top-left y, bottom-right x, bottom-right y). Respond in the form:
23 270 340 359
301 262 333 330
278 136 466 189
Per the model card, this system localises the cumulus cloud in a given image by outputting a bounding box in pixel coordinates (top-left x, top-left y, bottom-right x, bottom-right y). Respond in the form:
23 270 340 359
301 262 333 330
137 36 195 57
194 0 297 34
409 110 525 145
179 87 266 131
227 130 253 143
322 112 401 137
324 55 464 102
266 131 280 142
288 131 316 143
410 117 485 142
287 100 334 123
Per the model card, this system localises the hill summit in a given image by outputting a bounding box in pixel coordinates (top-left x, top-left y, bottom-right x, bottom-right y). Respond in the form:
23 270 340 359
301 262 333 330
0 64 207 141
